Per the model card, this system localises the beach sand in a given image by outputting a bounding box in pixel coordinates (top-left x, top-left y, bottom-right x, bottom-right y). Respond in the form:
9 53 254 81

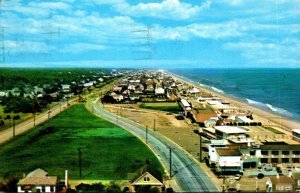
167 71 300 134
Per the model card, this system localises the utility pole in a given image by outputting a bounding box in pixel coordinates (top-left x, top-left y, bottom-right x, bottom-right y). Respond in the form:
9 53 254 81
33 112 36 127
13 119 15 138
199 132 203 162
0 27 5 63
78 148 82 179
146 125 148 144
48 110 51 119
169 147 172 178
153 118 156 131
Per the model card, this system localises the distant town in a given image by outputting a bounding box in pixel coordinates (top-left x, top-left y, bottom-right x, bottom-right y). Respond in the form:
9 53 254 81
1 69 300 192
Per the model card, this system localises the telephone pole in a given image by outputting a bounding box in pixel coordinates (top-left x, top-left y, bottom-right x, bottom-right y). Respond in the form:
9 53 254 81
0 27 5 63
199 132 203 162
78 148 82 178
146 125 148 144
169 147 172 178
13 119 15 138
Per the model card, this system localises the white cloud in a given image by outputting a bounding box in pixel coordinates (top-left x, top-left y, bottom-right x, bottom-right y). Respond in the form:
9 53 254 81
151 21 242 41
4 40 53 54
93 0 211 20
62 43 107 54
223 39 300 66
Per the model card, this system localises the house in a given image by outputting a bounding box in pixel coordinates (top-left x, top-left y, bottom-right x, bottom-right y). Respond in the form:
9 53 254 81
266 176 293 192
17 168 57 193
0 91 8 97
187 87 200 95
61 84 71 93
155 87 165 95
215 148 243 175
112 94 124 102
179 99 192 116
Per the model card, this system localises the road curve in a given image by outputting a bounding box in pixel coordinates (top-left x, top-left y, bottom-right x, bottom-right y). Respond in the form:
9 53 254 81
92 102 219 192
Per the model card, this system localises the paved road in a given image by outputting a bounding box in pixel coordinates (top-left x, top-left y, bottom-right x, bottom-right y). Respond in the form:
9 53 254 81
0 100 74 144
92 102 219 192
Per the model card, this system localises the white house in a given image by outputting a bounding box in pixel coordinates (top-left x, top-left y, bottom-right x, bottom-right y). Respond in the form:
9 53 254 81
155 87 165 95
17 168 57 193
61 84 71 93
215 148 243 174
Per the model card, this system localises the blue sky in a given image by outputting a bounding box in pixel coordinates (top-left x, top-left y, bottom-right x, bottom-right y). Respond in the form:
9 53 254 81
0 0 299 68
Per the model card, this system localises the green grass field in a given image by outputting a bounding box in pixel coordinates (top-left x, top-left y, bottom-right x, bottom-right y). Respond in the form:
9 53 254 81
140 102 182 112
0 104 163 181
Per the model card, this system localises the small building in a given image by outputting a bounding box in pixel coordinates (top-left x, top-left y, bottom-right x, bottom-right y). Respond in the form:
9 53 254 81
192 105 217 124
179 99 192 116
155 87 165 95
266 176 293 192
130 172 164 192
215 148 243 175
61 84 71 93
17 168 57 193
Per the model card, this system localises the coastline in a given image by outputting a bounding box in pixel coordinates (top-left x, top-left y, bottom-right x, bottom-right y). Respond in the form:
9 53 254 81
165 70 300 134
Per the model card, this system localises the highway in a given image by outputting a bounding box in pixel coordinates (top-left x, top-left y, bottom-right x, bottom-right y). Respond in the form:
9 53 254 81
92 102 220 192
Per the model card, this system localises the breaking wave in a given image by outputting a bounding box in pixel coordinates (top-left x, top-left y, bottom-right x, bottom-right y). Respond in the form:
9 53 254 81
211 86 224 93
246 98 294 117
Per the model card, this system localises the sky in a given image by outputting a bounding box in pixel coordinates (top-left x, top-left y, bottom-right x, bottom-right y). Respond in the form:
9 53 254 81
0 0 300 68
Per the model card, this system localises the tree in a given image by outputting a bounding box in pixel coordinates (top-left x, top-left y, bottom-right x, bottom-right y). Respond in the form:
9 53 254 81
105 182 122 193
101 95 117 104
0 120 4 127
13 115 21 120
135 186 160 193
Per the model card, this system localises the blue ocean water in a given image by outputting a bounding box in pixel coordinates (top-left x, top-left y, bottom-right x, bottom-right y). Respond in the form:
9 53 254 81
168 68 300 121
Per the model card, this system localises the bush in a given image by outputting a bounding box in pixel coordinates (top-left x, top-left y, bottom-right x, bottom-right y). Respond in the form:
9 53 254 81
13 115 21 120
106 182 122 193
0 120 4 126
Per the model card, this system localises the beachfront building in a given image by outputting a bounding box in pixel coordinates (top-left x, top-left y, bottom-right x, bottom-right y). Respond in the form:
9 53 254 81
214 126 255 144
17 168 57 193
215 148 243 175
179 99 192 116
192 104 218 125
259 142 300 164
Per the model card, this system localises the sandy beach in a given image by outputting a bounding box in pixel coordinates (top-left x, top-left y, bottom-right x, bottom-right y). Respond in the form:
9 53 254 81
166 71 300 134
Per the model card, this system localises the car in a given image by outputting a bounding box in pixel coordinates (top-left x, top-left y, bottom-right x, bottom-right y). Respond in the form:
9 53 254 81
264 165 273 171
235 174 242 180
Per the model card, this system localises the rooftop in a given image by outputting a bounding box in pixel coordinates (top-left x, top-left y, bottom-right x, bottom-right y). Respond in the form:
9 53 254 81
270 176 293 184
216 148 242 156
214 126 247 134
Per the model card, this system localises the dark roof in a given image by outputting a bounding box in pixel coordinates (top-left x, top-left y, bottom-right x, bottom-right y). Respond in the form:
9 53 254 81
216 148 242 156
263 141 288 145
261 143 300 150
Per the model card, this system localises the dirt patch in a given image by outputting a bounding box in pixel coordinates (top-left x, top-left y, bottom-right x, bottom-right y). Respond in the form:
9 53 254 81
105 104 201 157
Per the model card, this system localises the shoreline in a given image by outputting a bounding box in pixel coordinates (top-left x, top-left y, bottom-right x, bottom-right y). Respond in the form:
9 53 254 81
165 70 300 134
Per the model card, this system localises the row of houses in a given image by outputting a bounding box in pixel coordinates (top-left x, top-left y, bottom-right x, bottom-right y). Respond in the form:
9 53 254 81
0 72 116 101
17 167 165 193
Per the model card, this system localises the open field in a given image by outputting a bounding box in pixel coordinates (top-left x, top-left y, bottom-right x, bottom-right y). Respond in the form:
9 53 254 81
139 102 182 112
0 104 163 181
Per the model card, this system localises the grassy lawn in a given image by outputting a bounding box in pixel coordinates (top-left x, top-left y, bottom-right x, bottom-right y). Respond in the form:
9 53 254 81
0 104 163 181
140 102 182 112
263 126 284 134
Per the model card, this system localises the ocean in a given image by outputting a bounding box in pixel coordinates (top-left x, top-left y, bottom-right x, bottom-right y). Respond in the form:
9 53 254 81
168 68 300 121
